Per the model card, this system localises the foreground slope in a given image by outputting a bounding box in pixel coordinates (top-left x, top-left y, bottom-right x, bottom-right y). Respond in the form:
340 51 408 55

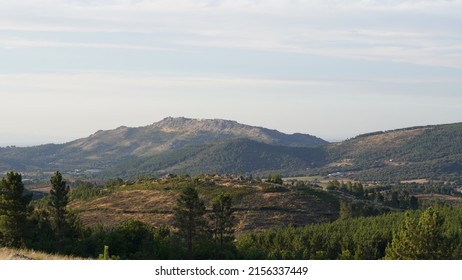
69 175 340 232
0 247 87 260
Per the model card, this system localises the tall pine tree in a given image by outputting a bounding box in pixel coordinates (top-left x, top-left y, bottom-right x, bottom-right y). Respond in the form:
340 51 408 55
173 185 207 259
0 172 32 247
211 193 234 259
48 171 70 243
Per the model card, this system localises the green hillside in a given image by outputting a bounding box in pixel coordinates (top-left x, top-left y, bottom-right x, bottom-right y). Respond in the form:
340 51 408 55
317 123 462 182
105 139 327 178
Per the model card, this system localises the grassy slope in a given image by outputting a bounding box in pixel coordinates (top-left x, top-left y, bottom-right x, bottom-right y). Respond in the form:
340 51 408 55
68 176 340 232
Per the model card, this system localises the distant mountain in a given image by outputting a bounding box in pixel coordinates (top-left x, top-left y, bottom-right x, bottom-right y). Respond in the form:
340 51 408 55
318 123 462 182
3 118 462 182
0 117 327 176
70 117 327 155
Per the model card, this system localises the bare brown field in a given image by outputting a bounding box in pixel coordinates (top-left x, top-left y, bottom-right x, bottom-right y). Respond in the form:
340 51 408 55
69 189 177 227
401 179 429 184
327 159 354 167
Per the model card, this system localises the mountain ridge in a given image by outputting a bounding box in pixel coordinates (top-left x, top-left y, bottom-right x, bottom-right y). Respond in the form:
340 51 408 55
2 118 462 183
0 117 327 175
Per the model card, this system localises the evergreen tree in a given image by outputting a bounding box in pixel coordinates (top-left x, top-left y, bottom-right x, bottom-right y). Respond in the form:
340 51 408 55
211 193 234 259
29 209 54 252
0 172 32 247
48 171 70 242
385 207 449 259
173 185 207 259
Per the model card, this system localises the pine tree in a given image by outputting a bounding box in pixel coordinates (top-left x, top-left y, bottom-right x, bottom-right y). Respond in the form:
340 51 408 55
211 193 234 259
173 185 207 259
48 171 70 242
385 207 449 259
0 172 32 247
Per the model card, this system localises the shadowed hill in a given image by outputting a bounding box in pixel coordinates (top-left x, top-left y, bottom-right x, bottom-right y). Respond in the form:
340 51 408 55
105 138 327 178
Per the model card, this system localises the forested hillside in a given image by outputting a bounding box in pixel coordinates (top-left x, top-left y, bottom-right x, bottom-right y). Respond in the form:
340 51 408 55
238 206 462 260
104 139 327 178
319 123 462 182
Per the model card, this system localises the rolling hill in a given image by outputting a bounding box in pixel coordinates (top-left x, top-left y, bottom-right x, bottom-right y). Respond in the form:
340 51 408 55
320 123 462 182
68 175 341 232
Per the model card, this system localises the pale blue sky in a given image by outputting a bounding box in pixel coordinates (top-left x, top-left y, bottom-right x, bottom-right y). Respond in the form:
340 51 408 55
1 0 462 146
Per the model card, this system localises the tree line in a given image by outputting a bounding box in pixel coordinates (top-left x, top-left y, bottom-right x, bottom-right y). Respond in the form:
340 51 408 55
0 171 236 259
237 205 462 259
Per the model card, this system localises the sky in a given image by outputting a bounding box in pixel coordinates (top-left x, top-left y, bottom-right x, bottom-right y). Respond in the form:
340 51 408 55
1 0 461 146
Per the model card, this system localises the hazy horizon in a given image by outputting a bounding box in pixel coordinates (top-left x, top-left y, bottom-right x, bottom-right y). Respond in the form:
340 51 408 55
1 0 461 146
0 116 356 147
1 116 459 147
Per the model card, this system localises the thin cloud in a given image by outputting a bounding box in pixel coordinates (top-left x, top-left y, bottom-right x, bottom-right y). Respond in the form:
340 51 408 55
0 0 461 68
0 38 183 52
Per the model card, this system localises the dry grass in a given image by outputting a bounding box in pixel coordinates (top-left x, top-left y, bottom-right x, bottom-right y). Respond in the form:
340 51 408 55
69 180 339 232
327 159 354 167
332 128 428 155
401 179 429 184
69 189 178 227
0 247 89 260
